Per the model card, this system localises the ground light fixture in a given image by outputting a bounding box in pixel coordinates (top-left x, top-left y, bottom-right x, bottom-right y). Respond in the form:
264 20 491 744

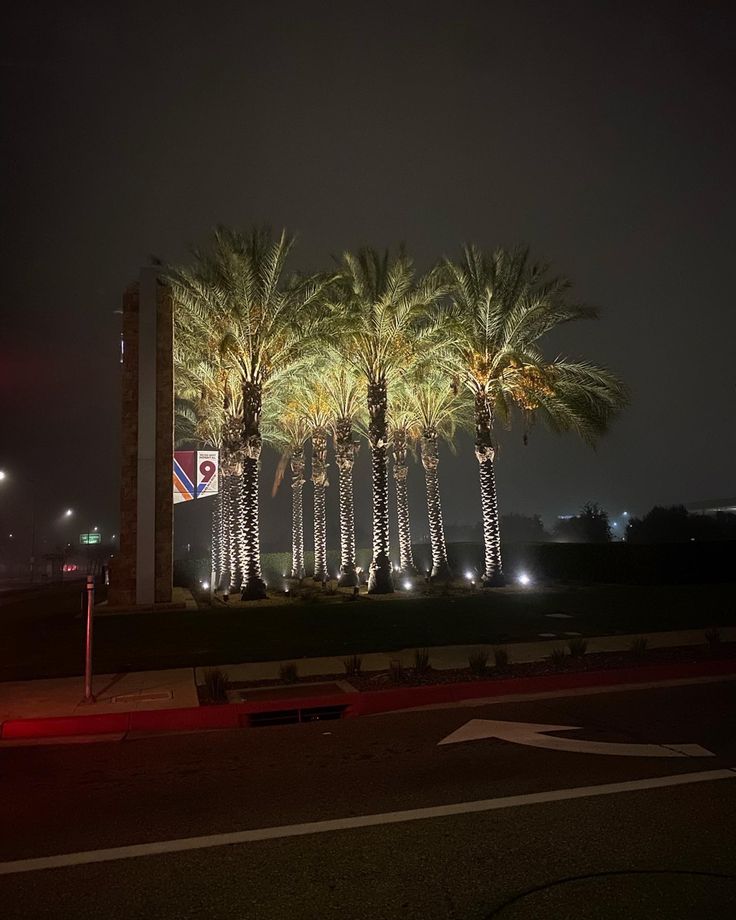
464 571 474 580
403 579 412 590
517 572 532 586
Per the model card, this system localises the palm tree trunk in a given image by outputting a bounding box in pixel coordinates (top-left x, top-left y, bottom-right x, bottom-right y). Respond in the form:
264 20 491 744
474 391 505 586
311 428 329 582
211 490 222 592
367 380 393 593
218 472 233 591
392 428 418 577
232 473 245 591
240 380 267 599
334 418 358 587
290 448 306 580
421 428 452 580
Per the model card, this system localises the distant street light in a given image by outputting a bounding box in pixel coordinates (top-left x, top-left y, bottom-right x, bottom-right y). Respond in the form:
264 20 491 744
65 508 74 517
0 470 6 481
0 470 39 581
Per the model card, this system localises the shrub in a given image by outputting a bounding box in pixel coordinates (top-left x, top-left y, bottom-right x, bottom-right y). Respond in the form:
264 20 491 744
203 668 229 703
567 637 588 658
279 662 299 683
343 654 362 677
629 636 648 657
413 648 431 675
493 647 509 669
388 659 405 684
297 586 322 604
468 649 490 676
705 627 721 647
549 647 567 669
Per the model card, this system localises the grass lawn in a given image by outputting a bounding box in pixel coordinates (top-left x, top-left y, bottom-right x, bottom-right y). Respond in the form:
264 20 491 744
1 581 735 680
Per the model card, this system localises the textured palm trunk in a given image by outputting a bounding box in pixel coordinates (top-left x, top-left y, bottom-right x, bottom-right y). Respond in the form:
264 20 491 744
474 391 505 585
334 418 358 587
290 448 306 580
311 427 329 582
392 428 417 577
367 380 393 593
240 380 267 599
218 472 234 591
421 428 452 581
211 490 222 592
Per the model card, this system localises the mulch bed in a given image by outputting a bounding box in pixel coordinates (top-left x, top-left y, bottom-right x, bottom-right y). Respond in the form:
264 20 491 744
198 640 735 703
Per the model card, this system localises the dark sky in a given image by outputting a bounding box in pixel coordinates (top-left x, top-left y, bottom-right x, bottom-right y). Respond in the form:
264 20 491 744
1 0 735 556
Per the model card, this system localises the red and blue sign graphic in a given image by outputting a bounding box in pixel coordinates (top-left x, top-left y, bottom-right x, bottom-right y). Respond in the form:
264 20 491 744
173 451 219 504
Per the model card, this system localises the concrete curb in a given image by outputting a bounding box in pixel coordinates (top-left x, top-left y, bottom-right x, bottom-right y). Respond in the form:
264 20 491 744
2 657 735 742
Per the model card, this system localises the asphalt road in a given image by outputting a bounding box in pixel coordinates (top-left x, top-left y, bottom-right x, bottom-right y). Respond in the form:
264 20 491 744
1 679 735 918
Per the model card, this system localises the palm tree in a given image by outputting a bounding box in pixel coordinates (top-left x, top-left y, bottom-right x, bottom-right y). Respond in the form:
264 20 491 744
332 248 445 593
388 390 420 579
322 368 364 587
173 348 243 593
444 245 628 586
268 408 310 581
407 372 467 581
169 226 333 599
299 394 332 582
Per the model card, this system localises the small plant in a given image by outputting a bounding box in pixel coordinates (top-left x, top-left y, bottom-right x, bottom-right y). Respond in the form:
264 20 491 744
549 647 567 669
388 659 405 684
297 586 321 604
468 649 490 677
413 648 431 675
279 662 299 683
493 646 509 669
705 627 721 647
343 653 362 677
629 636 648 657
567 637 588 658
203 668 229 703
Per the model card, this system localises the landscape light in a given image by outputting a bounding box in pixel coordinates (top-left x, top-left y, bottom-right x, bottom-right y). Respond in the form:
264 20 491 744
403 580 412 590
517 572 532 586
465 571 474 580
8 533 13 539
0 470 6 481
64 509 73 517
201 581 210 590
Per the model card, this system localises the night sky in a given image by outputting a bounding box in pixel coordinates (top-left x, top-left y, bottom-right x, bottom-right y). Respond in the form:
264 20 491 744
1 0 734 557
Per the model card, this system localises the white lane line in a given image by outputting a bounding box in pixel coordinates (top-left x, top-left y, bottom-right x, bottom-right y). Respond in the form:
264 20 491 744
1 769 734 876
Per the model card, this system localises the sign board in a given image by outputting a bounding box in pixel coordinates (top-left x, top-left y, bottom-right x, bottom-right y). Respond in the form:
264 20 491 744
80 533 102 545
173 451 219 504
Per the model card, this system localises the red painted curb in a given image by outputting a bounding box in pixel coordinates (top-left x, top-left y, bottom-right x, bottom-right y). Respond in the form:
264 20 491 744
2 656 734 741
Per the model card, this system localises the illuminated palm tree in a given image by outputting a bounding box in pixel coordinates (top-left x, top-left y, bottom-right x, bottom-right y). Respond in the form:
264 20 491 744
333 248 445 593
169 227 333 599
322 368 364 587
268 408 310 581
172 354 243 592
407 372 467 581
388 388 420 579
300 395 333 582
444 246 627 585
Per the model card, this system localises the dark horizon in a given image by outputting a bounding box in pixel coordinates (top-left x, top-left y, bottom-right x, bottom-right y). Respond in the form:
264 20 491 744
2 0 734 556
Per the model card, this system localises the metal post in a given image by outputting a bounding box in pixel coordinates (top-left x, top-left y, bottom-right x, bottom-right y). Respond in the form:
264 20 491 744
82 574 96 703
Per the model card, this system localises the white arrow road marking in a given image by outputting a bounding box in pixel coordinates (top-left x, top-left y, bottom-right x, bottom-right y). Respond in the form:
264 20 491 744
438 719 715 757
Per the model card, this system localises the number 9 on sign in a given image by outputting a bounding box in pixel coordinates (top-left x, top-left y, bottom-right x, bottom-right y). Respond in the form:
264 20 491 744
196 451 219 497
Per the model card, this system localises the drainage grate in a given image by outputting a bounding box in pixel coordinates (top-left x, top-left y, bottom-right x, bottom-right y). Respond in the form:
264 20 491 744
246 704 347 728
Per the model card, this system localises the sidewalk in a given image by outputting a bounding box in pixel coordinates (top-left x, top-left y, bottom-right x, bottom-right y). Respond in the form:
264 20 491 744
1 627 734 729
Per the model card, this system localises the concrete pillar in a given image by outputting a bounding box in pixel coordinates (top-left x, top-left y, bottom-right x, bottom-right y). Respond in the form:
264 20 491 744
108 270 173 608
